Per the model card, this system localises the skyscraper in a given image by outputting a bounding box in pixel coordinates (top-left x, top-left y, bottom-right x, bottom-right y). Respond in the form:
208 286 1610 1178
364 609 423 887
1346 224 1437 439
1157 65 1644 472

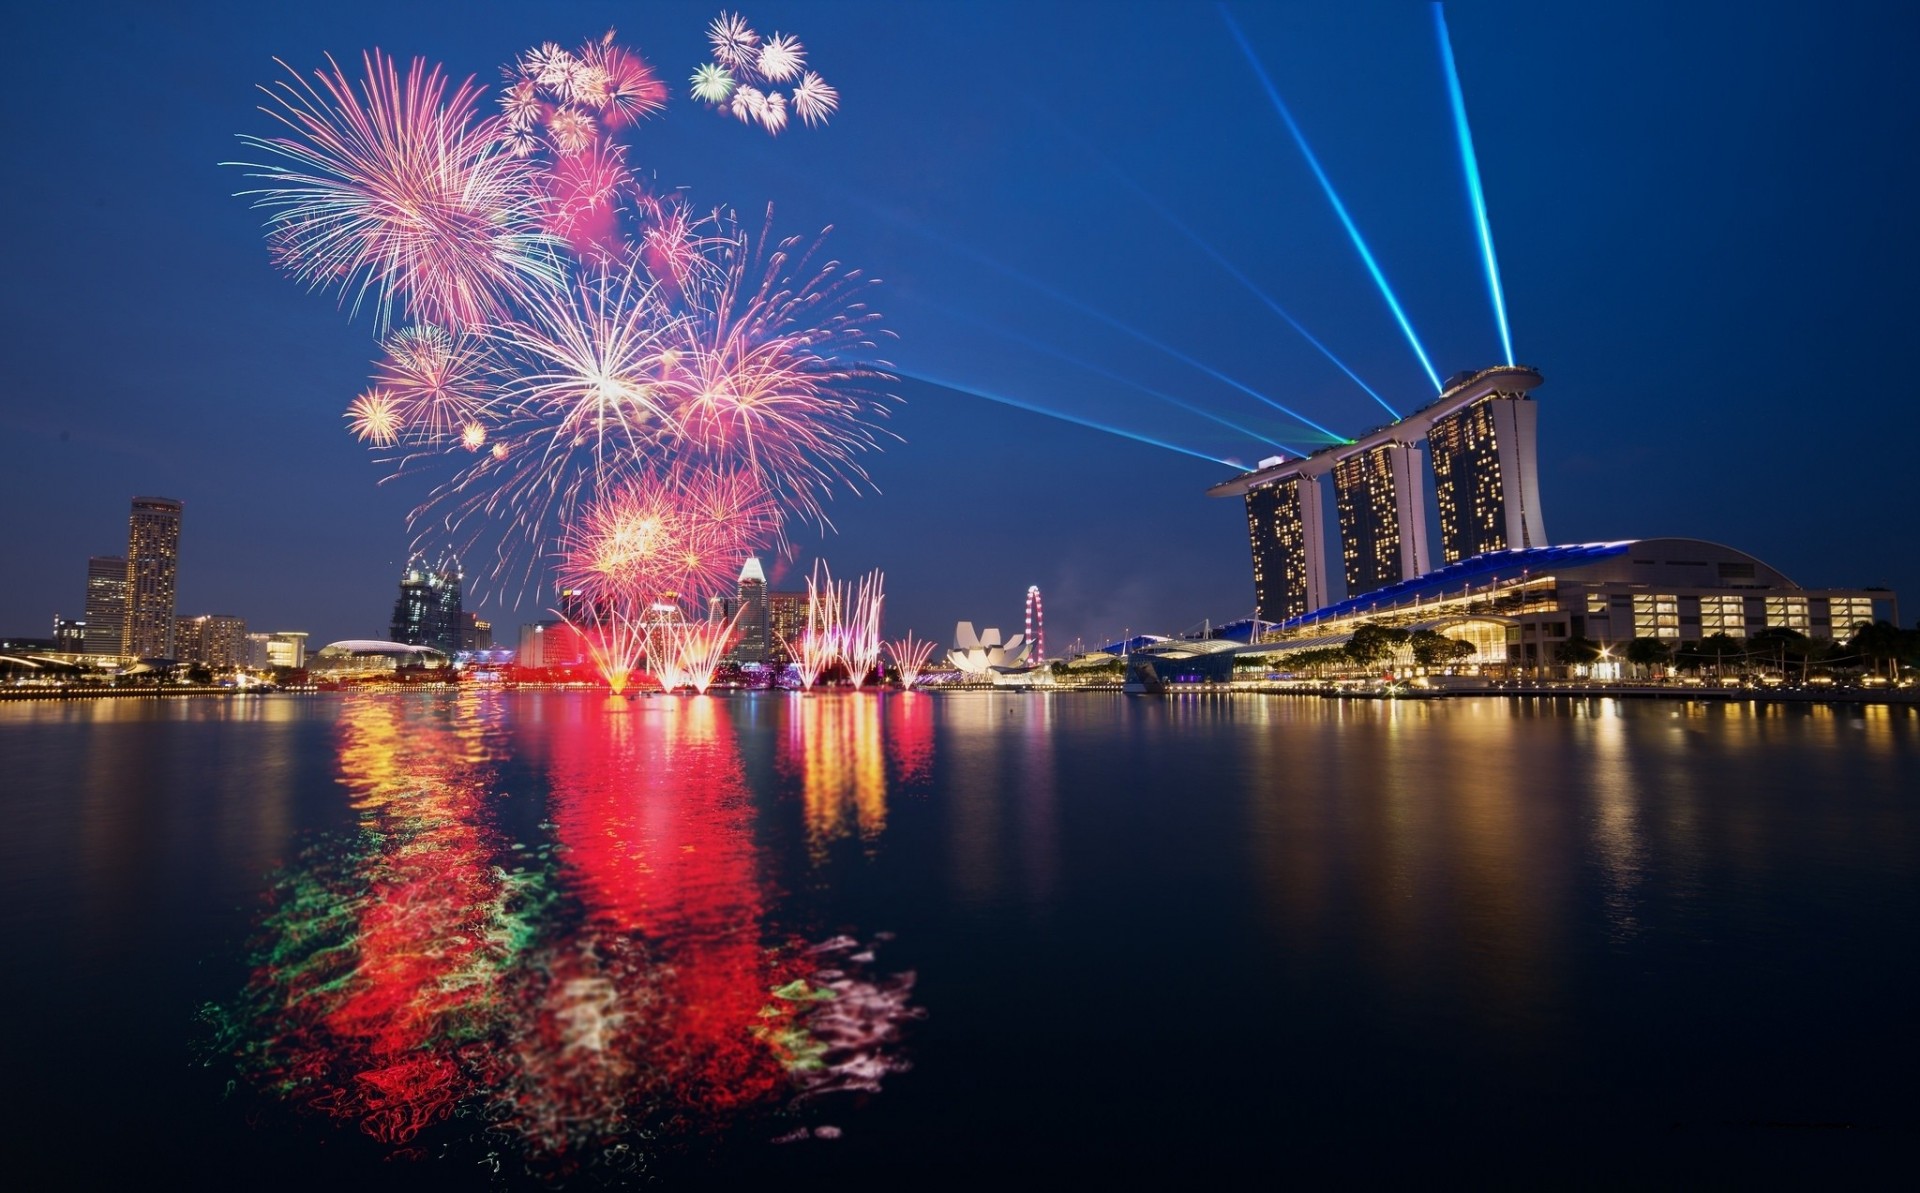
390 553 463 655
83 554 128 655
123 496 183 658
1244 468 1331 623
730 556 770 663
1427 389 1546 565
1332 441 1429 599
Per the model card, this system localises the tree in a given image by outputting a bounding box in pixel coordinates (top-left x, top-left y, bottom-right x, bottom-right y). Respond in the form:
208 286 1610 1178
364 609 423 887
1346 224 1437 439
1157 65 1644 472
1346 623 1411 668
1695 632 1745 678
1751 626 1812 681
1623 637 1672 677
1849 620 1907 682
1554 635 1603 669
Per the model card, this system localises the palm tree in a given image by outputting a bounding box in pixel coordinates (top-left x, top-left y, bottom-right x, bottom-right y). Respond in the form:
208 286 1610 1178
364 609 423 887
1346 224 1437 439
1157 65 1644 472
1850 620 1906 682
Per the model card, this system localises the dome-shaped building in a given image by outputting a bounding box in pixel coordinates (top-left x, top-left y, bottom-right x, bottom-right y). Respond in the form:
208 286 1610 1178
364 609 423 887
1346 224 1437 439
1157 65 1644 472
309 639 450 678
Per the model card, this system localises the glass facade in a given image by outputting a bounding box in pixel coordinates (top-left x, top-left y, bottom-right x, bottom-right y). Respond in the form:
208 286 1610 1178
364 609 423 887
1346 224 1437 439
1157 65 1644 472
123 497 183 658
83 554 128 655
390 554 464 656
1699 594 1746 637
1245 476 1316 622
1334 444 1419 599
1764 595 1809 631
1828 596 1874 637
1428 399 1507 564
1633 594 1681 639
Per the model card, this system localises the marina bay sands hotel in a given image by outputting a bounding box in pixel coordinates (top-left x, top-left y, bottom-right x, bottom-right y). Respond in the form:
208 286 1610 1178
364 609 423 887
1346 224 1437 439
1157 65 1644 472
1210 364 1545 622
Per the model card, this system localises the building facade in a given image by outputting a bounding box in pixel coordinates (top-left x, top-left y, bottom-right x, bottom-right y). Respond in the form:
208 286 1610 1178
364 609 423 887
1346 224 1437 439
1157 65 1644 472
767 590 808 666
730 556 770 663
1427 388 1546 564
1333 441 1429 599
82 554 128 655
1250 538 1896 673
390 553 463 656
174 614 248 671
54 616 86 652
459 612 492 651
1210 366 1544 615
123 497 183 658
1244 471 1330 622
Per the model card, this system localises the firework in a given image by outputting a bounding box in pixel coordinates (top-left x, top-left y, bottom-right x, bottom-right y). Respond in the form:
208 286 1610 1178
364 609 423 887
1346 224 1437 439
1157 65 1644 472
670 615 740 694
372 323 497 443
840 569 885 689
237 25 886 674
346 388 403 446
233 51 563 331
756 33 804 83
689 62 734 104
707 11 759 67
694 11 837 134
790 72 839 128
886 634 935 689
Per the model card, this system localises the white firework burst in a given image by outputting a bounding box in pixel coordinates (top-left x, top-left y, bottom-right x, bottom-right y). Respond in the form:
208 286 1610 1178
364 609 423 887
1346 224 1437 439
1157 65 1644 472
708 11 759 67
757 89 787 134
791 72 838 127
730 84 766 124
756 32 805 82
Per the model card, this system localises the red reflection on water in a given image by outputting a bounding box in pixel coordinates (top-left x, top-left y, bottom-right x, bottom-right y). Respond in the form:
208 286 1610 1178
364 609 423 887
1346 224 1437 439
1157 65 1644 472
541 696 804 1136
886 691 935 788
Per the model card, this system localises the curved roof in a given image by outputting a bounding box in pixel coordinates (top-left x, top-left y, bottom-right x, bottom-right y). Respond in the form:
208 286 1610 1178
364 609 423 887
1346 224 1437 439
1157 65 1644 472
314 639 448 658
1277 537 1795 632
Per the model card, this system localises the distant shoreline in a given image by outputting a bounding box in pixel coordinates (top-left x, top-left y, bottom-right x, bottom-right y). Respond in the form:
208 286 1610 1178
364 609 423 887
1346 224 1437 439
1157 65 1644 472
4 683 1914 708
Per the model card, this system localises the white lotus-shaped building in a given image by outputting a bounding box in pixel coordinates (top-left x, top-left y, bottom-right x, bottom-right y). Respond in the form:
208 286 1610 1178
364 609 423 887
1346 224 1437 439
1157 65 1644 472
948 622 1032 675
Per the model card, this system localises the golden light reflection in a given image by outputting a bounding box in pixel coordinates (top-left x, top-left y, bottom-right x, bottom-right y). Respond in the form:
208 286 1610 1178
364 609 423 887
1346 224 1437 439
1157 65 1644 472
784 691 887 863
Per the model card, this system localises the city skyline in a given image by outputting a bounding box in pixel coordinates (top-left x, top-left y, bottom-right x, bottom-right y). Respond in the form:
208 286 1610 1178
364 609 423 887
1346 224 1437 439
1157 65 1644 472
2 1 1917 651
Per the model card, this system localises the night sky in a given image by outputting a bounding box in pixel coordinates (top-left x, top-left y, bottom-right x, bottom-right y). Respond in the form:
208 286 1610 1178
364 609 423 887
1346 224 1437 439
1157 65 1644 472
3 0 1916 652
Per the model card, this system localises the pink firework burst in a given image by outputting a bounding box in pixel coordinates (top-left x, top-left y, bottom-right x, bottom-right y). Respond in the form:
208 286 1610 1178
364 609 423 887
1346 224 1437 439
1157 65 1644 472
660 211 896 531
234 51 563 331
373 323 497 443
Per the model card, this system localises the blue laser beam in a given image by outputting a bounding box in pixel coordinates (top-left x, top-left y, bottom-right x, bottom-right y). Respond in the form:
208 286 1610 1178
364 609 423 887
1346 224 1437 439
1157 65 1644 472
847 195 1351 443
1039 111 1400 421
1433 3 1514 366
1219 3 1445 393
911 294 1325 455
896 369 1247 468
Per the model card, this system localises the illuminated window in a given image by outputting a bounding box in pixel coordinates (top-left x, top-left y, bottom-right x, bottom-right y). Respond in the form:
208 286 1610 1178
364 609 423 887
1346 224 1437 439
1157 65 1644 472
1828 596 1874 637
1699 594 1746 638
1587 593 1608 615
1764 596 1809 630
1633 594 1680 639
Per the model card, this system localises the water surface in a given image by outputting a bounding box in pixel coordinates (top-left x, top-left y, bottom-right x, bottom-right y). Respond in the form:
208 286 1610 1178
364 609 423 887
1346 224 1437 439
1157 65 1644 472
2 691 1914 1185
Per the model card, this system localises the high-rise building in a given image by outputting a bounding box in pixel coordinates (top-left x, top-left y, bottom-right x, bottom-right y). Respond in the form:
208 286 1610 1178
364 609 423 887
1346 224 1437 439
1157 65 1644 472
246 632 273 669
1333 441 1429 599
123 496 183 658
1428 389 1547 565
54 616 86 652
459 612 492 651
1244 466 1331 623
1209 366 1545 621
730 556 770 663
767 590 809 666
82 555 128 656
390 553 463 655
175 614 248 670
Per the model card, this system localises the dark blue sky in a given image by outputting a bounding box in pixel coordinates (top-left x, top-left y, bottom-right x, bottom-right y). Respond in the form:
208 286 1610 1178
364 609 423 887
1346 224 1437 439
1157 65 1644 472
3 0 1916 651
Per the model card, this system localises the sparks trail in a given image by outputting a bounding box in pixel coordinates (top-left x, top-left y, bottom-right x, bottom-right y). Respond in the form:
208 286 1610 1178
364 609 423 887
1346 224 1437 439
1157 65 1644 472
233 22 891 677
